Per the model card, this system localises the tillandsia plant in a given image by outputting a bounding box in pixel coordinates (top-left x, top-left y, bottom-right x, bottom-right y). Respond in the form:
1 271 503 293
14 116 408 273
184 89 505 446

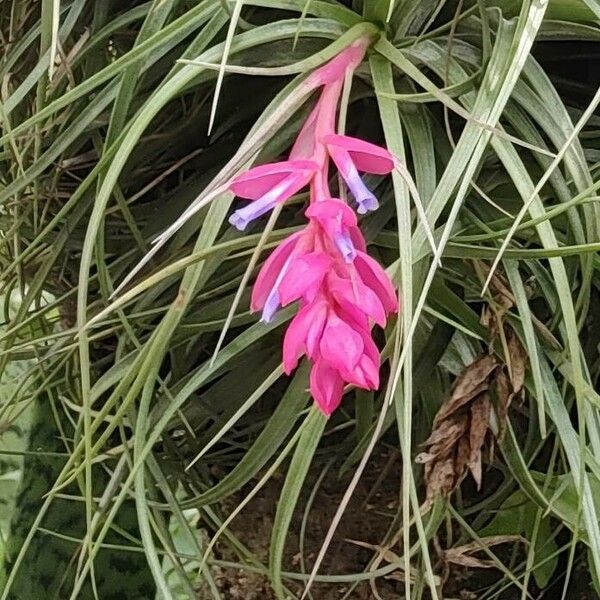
228 39 398 415
3 1 600 600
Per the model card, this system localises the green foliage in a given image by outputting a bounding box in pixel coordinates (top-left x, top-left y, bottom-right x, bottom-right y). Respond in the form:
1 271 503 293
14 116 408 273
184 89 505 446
4 400 154 599
0 1 599 598
480 490 559 589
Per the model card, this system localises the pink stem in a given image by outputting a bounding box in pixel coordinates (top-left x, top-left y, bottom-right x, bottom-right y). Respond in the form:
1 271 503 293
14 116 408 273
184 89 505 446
292 37 371 204
311 78 345 201
307 37 370 87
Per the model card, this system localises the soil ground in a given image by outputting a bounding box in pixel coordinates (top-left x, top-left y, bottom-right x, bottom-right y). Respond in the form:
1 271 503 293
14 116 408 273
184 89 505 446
199 446 598 600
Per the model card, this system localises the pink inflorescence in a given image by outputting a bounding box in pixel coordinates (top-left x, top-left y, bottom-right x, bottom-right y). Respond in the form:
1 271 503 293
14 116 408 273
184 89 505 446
228 39 399 415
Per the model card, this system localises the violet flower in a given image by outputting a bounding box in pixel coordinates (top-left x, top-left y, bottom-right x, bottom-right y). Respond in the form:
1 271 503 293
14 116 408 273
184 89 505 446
229 160 317 230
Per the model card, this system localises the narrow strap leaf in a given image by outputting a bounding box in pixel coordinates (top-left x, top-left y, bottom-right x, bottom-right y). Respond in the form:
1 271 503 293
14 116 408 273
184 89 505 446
269 406 327 598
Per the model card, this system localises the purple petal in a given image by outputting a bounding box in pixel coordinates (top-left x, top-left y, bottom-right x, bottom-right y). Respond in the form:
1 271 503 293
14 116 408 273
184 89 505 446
261 289 280 323
229 195 278 231
230 170 314 231
344 170 379 214
334 231 356 262
327 145 380 214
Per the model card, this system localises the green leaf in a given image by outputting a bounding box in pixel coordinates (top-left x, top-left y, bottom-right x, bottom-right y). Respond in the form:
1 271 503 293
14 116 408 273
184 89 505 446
479 490 559 588
269 407 326 598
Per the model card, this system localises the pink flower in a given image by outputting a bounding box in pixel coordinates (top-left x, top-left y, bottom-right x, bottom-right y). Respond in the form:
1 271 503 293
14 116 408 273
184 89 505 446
229 160 317 230
283 290 384 415
250 229 331 323
323 134 395 214
305 199 364 262
251 198 366 323
228 38 399 416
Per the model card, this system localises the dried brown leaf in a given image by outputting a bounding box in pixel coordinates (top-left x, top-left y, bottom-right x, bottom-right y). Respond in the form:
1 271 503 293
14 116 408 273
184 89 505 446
345 539 402 566
436 355 498 422
415 451 437 465
455 436 471 484
344 540 443 587
468 394 491 489
445 535 525 569
424 457 457 506
420 327 527 502
455 535 526 551
420 355 499 502
495 370 512 438
486 432 496 464
489 274 515 312
445 554 498 569
507 332 527 394
479 269 515 339
424 413 469 453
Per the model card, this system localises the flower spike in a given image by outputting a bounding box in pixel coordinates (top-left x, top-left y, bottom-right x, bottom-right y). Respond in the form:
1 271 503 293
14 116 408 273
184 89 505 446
228 38 399 415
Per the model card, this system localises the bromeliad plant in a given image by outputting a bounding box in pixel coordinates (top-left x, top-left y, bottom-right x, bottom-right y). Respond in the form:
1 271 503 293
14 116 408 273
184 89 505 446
228 40 398 414
3 1 600 599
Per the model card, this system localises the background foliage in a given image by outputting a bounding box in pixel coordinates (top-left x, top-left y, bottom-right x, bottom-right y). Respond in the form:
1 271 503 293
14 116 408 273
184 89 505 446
1 0 600 598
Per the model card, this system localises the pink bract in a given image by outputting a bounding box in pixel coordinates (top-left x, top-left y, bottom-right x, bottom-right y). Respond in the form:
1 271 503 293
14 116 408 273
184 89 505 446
322 134 395 175
230 160 318 200
228 38 399 416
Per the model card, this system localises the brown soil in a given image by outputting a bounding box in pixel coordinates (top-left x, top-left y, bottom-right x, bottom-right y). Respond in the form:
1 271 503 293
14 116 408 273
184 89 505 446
198 448 599 600
206 445 411 599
